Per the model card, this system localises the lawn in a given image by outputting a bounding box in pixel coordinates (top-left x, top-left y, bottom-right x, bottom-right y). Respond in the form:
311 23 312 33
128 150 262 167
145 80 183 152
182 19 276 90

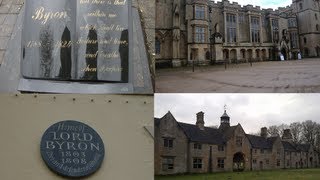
155 168 320 180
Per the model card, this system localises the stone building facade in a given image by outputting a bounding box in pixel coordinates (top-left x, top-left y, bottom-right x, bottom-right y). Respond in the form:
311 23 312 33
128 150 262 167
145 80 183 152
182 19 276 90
155 0 320 68
154 110 320 175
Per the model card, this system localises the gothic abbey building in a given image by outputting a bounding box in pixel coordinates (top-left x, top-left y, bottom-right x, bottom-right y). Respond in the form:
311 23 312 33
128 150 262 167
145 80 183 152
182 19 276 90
154 111 320 175
155 0 320 67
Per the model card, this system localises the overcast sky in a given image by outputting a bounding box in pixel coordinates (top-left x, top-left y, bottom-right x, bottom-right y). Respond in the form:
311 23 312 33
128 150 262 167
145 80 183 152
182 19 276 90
155 94 320 134
216 0 292 9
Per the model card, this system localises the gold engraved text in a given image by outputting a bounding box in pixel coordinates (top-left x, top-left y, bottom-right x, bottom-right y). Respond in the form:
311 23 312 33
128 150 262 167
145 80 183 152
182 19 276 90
31 7 67 24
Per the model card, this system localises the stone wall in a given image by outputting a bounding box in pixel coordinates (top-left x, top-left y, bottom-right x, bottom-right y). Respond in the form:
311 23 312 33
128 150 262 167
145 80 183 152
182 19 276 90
154 115 188 175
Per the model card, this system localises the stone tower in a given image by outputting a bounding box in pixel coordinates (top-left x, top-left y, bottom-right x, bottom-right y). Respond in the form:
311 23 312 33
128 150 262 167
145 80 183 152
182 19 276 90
219 108 230 131
293 0 320 57
196 111 205 130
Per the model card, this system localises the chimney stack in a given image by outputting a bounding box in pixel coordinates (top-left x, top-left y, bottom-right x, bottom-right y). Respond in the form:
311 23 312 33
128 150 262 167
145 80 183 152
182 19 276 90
260 127 268 138
282 129 293 141
196 111 205 130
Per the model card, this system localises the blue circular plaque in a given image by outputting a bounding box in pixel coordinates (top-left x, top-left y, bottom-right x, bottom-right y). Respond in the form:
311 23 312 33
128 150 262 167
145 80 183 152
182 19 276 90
40 120 105 177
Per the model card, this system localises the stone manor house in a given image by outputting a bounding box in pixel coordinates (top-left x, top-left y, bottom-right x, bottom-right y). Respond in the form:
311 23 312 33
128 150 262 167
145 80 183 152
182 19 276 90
155 0 320 67
154 110 320 175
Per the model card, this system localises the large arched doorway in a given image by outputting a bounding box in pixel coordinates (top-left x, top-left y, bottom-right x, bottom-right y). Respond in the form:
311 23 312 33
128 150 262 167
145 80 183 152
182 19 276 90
262 49 267 61
223 49 230 61
240 49 246 62
233 152 245 171
247 49 253 62
230 49 237 63
256 49 261 61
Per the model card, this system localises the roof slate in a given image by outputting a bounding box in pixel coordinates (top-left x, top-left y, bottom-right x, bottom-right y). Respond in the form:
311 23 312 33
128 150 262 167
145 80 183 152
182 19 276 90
282 141 297 152
154 112 314 153
178 122 226 145
246 134 275 149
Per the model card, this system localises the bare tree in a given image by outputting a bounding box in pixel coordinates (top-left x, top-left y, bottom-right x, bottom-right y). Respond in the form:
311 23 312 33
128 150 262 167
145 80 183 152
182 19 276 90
301 120 317 146
290 122 302 144
314 124 320 151
278 124 289 137
268 125 280 137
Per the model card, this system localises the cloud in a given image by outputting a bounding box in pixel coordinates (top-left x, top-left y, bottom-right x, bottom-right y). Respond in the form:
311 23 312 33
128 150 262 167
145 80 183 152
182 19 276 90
155 94 320 134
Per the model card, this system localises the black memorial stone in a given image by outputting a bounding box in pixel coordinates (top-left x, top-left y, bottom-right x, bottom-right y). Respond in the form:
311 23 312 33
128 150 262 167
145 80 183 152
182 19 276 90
40 120 105 177
22 0 131 82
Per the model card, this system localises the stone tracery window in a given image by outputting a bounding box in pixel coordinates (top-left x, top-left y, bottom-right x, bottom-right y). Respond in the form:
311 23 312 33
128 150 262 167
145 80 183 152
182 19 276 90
251 17 260 43
194 26 206 43
288 18 297 28
195 5 205 19
226 13 237 43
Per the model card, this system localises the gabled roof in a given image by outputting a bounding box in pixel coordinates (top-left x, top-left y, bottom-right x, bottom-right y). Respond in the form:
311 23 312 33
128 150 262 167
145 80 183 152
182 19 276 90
296 144 310 152
223 125 237 140
178 122 226 145
246 134 276 149
281 141 311 152
282 141 297 152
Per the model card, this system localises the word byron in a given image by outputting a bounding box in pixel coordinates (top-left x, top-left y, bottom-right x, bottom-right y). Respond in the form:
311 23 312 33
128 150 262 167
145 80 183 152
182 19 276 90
32 6 67 24
40 120 105 177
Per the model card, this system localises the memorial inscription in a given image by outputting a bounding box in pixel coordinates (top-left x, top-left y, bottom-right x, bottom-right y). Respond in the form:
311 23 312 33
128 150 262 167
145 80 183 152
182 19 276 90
40 120 105 177
22 0 130 82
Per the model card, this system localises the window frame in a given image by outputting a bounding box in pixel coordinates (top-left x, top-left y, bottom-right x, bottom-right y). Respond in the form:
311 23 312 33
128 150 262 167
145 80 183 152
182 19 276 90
193 158 203 169
194 143 202 150
195 5 205 20
162 156 174 171
218 145 224 151
217 158 225 169
163 138 173 148
194 26 206 43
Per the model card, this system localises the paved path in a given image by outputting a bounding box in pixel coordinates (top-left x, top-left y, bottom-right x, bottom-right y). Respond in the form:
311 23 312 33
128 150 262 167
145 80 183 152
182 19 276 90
156 59 320 93
0 0 23 65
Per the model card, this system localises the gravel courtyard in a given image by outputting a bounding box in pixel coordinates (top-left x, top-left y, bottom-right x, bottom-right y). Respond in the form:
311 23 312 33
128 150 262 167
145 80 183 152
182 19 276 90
156 58 320 93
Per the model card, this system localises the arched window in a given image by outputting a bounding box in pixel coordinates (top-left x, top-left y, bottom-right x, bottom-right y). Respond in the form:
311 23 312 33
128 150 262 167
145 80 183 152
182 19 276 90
316 13 318 20
304 37 307 44
316 24 319 31
155 38 161 55
299 3 303 10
